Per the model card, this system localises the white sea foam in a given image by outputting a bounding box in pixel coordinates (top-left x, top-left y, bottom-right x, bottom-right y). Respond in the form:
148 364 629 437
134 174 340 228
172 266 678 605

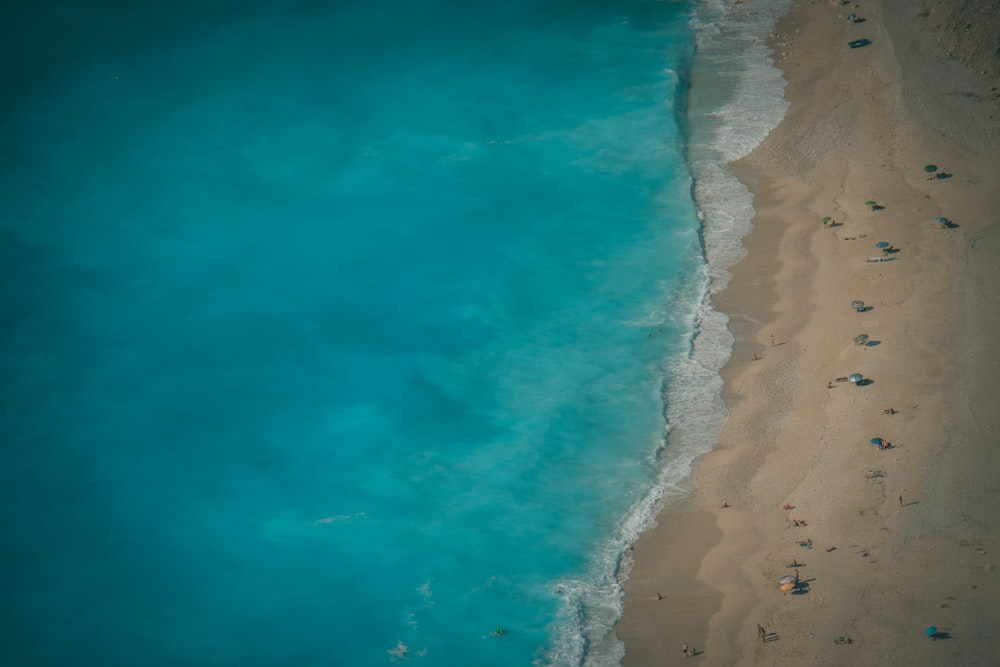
544 1 793 665
671 0 793 473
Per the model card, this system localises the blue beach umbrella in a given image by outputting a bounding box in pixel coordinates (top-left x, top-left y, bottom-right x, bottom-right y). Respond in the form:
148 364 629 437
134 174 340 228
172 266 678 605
925 626 938 638
870 437 883 445
937 217 948 224
875 241 890 249
848 373 863 384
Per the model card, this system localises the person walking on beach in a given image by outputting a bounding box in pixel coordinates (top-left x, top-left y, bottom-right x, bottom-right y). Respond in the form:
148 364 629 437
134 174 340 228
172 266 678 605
898 493 904 507
758 624 766 642
769 334 775 346
682 642 689 658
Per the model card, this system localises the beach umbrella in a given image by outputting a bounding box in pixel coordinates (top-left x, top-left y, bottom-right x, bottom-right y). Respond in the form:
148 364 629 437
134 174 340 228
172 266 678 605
779 575 796 585
870 437 884 445
780 583 795 592
851 299 865 311
925 626 938 638
822 216 832 223
848 373 863 384
924 165 938 173
865 200 877 207
855 334 869 345
875 241 890 249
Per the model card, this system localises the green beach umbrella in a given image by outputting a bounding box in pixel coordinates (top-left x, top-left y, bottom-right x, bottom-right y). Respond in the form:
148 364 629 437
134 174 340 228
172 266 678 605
865 200 877 207
822 216 832 223
924 164 938 173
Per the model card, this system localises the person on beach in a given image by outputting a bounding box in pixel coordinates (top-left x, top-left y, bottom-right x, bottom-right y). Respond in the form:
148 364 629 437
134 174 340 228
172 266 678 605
752 353 761 361
769 334 775 346
884 407 897 414
758 624 766 642
898 493 904 506
682 642 689 657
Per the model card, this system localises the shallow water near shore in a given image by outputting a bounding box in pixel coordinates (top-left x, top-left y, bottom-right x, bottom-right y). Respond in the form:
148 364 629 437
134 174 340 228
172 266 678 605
0 0 788 664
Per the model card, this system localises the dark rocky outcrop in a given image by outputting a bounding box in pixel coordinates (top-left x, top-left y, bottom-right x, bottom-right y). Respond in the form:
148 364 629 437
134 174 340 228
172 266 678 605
920 0 1000 81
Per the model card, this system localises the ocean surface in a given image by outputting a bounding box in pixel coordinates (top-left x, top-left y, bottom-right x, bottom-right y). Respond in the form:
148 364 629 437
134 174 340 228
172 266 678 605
0 1 788 665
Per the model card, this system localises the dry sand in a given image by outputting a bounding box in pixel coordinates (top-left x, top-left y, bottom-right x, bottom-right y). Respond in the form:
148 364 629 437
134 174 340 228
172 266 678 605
617 0 1000 665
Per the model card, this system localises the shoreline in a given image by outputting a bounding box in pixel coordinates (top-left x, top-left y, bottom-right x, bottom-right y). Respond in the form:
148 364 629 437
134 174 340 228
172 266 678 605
617 0 1000 664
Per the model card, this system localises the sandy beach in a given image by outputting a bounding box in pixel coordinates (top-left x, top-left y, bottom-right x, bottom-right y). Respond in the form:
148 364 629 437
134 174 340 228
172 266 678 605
617 0 1000 665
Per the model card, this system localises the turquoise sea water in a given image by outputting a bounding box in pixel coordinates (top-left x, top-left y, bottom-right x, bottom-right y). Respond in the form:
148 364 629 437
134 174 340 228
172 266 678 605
0 1 789 665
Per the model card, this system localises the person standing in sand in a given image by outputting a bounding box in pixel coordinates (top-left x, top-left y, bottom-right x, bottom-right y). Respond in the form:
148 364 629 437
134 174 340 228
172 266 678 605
682 642 689 657
769 334 775 346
